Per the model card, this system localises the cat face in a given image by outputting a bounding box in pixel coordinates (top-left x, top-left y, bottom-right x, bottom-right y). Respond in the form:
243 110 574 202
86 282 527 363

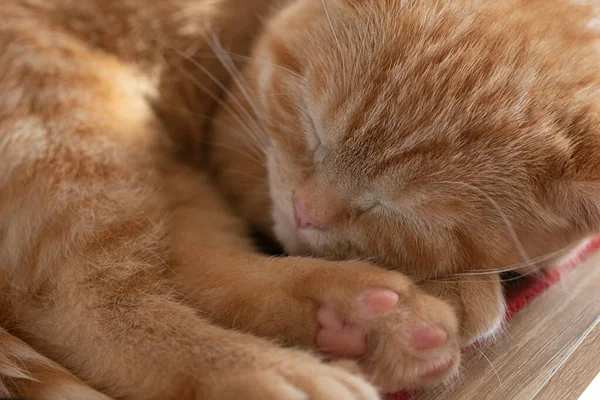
252 0 600 277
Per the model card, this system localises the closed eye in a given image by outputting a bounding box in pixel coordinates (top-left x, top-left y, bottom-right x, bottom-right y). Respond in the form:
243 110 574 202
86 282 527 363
360 196 386 214
370 199 403 217
304 114 322 151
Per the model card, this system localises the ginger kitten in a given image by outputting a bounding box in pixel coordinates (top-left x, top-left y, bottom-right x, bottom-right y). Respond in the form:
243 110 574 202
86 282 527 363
1 0 599 399
211 0 600 389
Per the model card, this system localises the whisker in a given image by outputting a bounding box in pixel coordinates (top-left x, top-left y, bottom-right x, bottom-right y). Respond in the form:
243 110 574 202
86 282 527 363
219 169 269 183
425 254 598 304
321 0 345 72
431 180 535 273
474 345 502 387
172 46 269 150
157 103 265 163
208 141 264 165
207 33 265 139
172 54 265 155
191 51 303 80
455 246 572 277
533 269 598 304
423 269 544 285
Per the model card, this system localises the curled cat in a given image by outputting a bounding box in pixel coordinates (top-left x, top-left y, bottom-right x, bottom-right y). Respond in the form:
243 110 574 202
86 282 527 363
1 0 600 399
210 0 600 385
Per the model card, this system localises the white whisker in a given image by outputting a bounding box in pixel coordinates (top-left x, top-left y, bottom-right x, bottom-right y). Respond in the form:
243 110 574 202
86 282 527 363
455 246 572 276
321 0 345 71
207 33 265 136
220 169 269 183
171 51 266 155
432 180 535 274
156 103 265 162
173 47 269 148
208 141 264 166
191 51 303 79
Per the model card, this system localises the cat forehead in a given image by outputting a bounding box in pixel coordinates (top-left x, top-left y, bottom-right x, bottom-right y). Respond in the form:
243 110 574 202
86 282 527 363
306 39 585 155
266 0 600 178
312 76 576 183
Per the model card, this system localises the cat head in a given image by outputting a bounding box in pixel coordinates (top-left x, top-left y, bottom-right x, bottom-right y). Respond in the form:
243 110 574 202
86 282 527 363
245 0 600 277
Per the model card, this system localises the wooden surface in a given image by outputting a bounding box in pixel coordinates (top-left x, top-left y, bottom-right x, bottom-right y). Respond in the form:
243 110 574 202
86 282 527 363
414 252 600 400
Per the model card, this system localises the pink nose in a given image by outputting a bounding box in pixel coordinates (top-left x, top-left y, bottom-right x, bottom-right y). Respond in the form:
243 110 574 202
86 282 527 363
293 194 321 229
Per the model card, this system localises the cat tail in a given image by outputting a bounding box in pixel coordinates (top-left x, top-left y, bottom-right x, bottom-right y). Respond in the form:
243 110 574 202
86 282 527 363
0 326 113 400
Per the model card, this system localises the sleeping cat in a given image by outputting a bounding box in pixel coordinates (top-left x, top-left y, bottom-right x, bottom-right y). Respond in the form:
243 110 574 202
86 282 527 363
210 0 600 384
1 0 599 399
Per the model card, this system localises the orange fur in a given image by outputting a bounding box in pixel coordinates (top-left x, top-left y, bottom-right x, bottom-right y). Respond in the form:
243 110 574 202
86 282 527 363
1 0 600 398
0 1 380 399
211 0 600 387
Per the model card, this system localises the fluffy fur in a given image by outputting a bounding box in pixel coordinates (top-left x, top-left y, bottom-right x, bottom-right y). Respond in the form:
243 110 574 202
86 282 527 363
212 0 600 345
0 0 599 399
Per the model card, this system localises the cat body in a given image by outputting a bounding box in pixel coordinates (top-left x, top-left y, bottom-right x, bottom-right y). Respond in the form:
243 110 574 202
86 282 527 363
1 0 599 399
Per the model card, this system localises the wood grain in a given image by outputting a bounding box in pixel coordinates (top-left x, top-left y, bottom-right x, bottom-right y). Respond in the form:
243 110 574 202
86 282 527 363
534 326 599 400
414 252 600 400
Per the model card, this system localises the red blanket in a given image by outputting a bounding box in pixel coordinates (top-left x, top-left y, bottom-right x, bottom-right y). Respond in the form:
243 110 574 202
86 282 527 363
387 235 600 400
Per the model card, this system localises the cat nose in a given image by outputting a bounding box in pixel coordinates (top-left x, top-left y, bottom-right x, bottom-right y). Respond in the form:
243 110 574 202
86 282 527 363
293 193 325 229
293 175 347 230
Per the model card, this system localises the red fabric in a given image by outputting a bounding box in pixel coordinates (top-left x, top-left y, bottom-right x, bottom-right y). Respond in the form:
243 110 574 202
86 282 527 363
386 235 600 400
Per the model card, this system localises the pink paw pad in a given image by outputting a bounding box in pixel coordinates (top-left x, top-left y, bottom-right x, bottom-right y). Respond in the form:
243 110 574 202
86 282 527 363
315 289 399 358
358 289 399 315
316 307 367 357
410 325 448 351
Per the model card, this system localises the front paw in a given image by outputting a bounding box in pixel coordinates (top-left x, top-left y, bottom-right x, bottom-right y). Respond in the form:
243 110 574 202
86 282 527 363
306 265 461 392
205 351 380 400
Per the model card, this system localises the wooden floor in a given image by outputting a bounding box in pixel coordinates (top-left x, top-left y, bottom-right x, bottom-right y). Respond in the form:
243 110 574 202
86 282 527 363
414 252 600 400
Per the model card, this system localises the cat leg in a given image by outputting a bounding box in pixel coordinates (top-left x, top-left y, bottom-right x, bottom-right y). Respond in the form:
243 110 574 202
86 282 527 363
418 274 506 346
163 165 462 392
0 42 376 400
1 162 378 400
0 326 113 400
8 276 377 400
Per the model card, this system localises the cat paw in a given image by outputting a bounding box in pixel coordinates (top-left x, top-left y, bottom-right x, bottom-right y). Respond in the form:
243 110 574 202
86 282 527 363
212 354 380 400
310 268 461 392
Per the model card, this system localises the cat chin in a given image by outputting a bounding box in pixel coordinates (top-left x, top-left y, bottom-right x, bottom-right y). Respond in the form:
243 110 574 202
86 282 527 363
271 207 313 255
277 231 313 256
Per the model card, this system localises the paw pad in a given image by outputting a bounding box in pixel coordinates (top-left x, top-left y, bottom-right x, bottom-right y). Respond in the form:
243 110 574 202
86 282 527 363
410 325 448 351
358 289 399 315
316 307 367 357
